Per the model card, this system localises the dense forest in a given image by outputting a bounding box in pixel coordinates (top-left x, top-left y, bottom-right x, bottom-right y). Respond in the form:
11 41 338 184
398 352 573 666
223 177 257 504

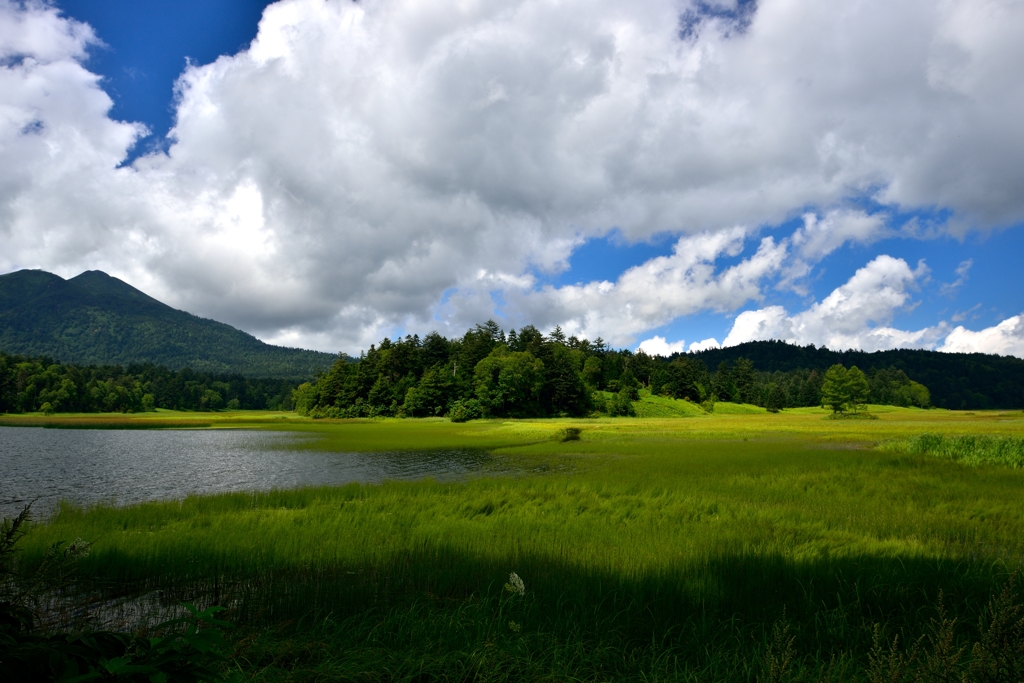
7 322 1022 417
0 352 299 414
296 322 936 419
0 269 337 378
691 340 1024 409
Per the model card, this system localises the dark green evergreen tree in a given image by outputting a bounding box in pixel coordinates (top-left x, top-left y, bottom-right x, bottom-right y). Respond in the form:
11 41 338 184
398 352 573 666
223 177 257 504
732 358 756 404
713 362 735 402
765 383 786 413
821 365 851 413
847 366 870 412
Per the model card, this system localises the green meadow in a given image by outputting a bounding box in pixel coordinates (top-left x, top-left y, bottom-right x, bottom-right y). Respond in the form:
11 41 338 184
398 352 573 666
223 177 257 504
10 404 1024 681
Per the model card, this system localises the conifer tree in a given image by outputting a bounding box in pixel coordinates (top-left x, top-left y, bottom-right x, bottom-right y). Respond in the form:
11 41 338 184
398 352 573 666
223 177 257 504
766 383 786 413
820 364 850 413
846 366 870 412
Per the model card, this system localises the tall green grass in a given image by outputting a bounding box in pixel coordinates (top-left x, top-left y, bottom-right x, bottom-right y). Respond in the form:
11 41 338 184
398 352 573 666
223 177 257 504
20 434 1024 680
13 410 1024 680
880 433 1024 468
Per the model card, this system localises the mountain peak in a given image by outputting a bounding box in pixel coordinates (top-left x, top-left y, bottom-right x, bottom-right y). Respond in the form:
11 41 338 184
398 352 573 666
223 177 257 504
0 269 337 378
65 269 170 310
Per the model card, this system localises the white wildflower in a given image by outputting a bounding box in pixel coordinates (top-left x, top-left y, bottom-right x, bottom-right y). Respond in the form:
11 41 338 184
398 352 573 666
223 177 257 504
67 537 90 558
504 571 525 597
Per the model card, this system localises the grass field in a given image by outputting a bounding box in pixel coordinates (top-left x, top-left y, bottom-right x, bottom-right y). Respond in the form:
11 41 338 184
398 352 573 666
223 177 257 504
8 404 1024 681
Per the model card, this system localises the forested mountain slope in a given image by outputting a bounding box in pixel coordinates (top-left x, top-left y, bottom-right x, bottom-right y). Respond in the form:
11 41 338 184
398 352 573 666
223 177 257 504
689 340 1024 410
0 269 337 378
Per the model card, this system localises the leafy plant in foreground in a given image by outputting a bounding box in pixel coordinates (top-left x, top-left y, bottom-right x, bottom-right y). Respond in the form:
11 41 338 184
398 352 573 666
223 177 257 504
758 575 1024 683
1 506 235 682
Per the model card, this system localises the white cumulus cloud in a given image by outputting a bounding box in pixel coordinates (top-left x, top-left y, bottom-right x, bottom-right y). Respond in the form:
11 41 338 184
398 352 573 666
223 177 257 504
722 255 947 352
940 315 1024 357
689 338 722 352
790 210 890 262
1 0 1023 351
636 336 686 357
502 228 788 345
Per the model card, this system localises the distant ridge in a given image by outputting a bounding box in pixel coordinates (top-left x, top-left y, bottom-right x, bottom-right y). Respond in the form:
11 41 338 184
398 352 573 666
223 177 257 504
0 269 338 379
688 339 1024 410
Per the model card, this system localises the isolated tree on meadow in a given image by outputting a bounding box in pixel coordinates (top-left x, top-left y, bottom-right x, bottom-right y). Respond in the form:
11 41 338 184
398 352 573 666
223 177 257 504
846 366 870 412
820 365 850 413
821 364 870 414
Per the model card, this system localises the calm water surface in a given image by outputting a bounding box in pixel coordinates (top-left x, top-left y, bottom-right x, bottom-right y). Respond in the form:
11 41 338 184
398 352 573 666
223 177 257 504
0 426 490 518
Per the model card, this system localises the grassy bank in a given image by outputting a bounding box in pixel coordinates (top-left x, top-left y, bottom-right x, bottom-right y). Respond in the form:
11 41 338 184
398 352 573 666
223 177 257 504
0 409 304 430
11 407 1024 680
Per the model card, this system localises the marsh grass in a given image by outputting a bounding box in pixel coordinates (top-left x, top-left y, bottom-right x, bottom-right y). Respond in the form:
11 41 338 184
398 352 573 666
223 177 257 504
0 416 217 429
0 410 308 430
12 409 1024 680
880 433 1024 468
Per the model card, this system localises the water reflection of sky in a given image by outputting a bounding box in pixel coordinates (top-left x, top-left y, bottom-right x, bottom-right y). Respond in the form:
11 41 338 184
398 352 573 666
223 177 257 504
0 427 490 519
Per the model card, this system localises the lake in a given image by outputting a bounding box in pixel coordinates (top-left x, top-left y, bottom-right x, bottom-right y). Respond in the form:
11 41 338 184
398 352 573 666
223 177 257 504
0 426 490 519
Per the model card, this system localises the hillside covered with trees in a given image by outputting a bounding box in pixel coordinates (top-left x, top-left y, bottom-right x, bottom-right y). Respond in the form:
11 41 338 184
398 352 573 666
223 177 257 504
5 321 1021 417
0 269 337 378
296 322 957 419
0 352 300 414
690 340 1024 410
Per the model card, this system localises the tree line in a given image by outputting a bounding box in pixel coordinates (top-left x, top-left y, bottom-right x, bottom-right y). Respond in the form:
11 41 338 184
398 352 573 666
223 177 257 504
817 364 930 415
295 322 932 419
0 352 298 414
0 326 937 418
690 339 1024 409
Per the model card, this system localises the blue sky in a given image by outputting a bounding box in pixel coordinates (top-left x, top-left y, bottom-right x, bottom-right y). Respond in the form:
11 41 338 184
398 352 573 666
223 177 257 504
635 226 1024 351
551 219 1023 350
2 0 1023 356
57 1 270 158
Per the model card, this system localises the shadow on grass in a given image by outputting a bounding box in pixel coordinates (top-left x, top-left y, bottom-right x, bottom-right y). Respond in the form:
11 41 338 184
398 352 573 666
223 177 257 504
62 545 1021 682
